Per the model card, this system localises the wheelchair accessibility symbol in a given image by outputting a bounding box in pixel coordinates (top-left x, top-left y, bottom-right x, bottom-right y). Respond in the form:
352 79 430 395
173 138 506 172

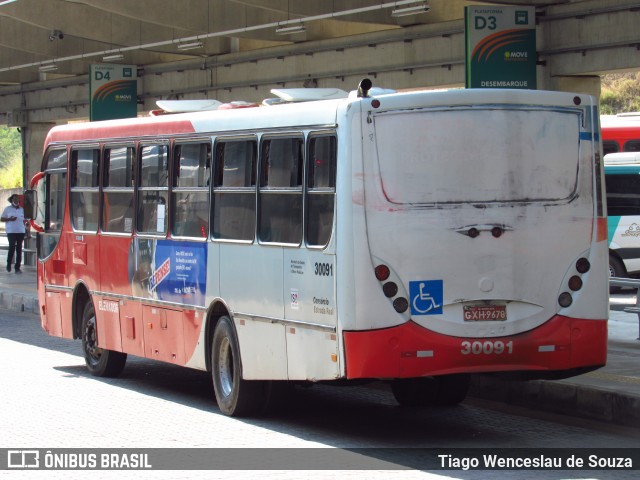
410 280 443 315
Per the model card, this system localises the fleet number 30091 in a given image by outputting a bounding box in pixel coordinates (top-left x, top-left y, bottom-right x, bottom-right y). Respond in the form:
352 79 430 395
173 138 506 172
461 340 514 355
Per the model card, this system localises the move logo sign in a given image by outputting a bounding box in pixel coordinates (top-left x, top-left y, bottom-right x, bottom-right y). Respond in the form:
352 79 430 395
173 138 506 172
89 64 138 121
465 6 536 89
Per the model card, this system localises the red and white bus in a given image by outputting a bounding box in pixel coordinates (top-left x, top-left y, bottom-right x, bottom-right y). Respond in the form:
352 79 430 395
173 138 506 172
598 115 640 280
29 81 609 416
601 113 640 155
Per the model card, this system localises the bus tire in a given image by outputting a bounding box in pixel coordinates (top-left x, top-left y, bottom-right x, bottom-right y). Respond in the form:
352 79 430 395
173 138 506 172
81 301 127 377
609 254 626 293
390 378 438 406
211 316 268 417
432 374 470 406
391 374 470 407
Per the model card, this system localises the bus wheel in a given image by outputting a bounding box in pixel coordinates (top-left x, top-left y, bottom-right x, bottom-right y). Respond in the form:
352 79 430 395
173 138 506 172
609 255 626 293
391 374 470 407
609 254 627 293
432 374 470 406
211 316 268 417
390 378 438 406
609 254 625 278
81 301 127 377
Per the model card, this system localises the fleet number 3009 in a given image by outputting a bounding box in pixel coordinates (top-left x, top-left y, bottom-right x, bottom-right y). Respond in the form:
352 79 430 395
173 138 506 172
314 262 334 276
460 340 514 355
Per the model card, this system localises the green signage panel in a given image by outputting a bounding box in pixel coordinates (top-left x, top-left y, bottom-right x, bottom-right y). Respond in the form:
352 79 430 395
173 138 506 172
90 64 138 121
465 6 536 89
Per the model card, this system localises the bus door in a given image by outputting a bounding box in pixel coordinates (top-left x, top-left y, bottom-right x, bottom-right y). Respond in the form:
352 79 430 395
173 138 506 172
283 133 339 381
213 137 288 379
32 148 70 338
100 144 139 301
67 147 101 297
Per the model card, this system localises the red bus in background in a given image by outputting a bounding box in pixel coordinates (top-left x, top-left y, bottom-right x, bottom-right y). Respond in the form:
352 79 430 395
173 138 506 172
601 113 640 155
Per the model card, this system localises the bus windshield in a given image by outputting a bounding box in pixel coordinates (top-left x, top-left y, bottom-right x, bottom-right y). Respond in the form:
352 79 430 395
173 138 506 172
374 108 580 205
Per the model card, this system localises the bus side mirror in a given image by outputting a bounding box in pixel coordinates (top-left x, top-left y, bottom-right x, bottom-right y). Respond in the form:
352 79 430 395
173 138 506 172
27 172 46 233
24 190 37 220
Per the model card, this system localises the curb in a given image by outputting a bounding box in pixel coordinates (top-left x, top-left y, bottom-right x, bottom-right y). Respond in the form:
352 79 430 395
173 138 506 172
0 292 39 314
470 375 640 428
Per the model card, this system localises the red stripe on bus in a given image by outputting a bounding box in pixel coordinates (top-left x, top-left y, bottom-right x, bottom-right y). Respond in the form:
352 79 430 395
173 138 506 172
45 118 196 144
597 217 608 243
343 316 607 379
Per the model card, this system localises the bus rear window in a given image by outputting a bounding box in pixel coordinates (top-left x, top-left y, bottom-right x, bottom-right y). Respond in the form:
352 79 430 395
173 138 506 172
373 109 580 204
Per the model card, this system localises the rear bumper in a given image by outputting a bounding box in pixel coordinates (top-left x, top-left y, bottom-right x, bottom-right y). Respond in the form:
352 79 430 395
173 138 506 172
343 315 607 379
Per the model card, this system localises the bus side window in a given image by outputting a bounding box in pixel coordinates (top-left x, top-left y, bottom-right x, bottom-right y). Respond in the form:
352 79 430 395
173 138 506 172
212 139 257 241
137 144 169 235
306 135 336 247
172 142 211 238
102 146 135 234
70 148 99 232
605 172 640 216
624 140 640 152
603 140 619 156
258 136 303 245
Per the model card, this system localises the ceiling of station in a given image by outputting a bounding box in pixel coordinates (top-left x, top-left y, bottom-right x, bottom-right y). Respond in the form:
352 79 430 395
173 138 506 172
0 0 562 86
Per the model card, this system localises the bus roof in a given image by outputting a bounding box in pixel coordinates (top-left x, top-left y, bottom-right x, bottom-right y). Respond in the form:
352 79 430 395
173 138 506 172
44 97 346 146
604 152 640 165
43 85 596 148
601 113 640 127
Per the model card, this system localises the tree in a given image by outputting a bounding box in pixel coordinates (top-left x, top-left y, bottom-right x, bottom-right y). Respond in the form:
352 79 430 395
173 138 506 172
0 126 23 188
601 73 640 115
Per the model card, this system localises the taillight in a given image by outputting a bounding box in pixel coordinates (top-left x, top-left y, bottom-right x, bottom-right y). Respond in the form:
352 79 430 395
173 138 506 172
558 292 573 308
375 265 390 281
576 258 590 274
568 276 583 291
383 282 398 298
393 298 409 313
559 257 590 308
374 263 408 315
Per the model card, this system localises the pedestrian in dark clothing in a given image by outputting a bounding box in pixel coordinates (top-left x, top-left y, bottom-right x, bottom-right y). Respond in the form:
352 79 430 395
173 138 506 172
1 194 26 273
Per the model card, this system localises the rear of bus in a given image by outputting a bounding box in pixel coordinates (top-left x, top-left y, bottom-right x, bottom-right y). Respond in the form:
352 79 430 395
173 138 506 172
342 89 608 392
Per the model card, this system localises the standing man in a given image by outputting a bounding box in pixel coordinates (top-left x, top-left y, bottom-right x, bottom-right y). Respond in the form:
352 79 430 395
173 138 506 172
1 194 26 274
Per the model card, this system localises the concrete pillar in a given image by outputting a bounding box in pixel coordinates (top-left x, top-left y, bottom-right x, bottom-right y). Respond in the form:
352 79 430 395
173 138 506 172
539 74 602 99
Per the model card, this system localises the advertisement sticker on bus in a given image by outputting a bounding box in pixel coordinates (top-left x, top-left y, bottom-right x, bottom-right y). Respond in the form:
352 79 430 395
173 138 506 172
155 241 207 305
129 239 207 306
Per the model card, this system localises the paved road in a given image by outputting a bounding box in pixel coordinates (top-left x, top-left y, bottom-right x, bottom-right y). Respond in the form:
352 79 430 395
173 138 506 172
1 309 638 480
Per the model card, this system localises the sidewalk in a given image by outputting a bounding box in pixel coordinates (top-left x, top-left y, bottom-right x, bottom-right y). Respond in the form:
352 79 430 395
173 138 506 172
0 259 638 428
0 265 38 313
471 304 640 428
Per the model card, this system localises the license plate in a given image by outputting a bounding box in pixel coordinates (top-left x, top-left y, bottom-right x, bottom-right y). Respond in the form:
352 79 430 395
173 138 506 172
463 305 507 321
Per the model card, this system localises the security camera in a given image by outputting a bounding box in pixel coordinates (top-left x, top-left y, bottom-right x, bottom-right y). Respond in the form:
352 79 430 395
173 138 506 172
49 30 63 41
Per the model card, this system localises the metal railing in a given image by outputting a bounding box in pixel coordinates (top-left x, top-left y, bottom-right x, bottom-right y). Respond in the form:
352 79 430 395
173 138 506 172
610 277 640 340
